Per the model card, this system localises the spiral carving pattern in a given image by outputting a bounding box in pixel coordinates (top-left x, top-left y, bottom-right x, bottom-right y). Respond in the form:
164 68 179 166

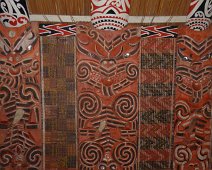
174 145 192 164
77 61 91 81
26 146 42 167
80 142 103 167
114 92 138 120
78 92 101 118
0 150 12 167
126 63 138 80
113 142 137 167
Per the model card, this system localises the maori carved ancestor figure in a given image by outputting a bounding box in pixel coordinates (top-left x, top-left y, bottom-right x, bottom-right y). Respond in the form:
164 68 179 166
174 25 212 170
76 23 139 170
0 23 42 169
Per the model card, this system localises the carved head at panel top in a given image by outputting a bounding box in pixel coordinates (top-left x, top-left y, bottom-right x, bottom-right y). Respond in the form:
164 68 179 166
91 0 131 30
176 26 212 104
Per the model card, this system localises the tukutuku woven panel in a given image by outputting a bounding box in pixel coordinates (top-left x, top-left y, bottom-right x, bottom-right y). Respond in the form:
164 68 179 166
42 36 76 169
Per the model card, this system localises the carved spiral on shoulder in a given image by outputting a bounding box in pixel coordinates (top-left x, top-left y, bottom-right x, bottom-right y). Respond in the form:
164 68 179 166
88 29 98 39
122 30 131 41
77 61 91 81
197 146 209 161
126 63 138 80
78 92 101 119
176 74 183 84
202 102 211 119
113 142 137 167
26 146 42 167
80 142 103 167
174 145 192 164
31 60 40 72
0 150 13 167
113 92 138 120
175 101 190 120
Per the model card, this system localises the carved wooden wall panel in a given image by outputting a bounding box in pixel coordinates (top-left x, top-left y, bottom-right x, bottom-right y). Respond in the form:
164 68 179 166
76 23 140 170
173 26 212 169
139 38 176 170
42 36 76 169
0 23 42 169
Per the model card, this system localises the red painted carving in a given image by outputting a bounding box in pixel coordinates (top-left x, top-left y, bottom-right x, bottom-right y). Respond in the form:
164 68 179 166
76 23 139 169
173 26 212 169
0 23 42 169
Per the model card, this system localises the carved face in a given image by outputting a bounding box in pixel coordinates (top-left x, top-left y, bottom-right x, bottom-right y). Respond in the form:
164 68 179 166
77 24 139 96
0 23 40 125
176 28 212 104
91 0 131 30
0 25 38 78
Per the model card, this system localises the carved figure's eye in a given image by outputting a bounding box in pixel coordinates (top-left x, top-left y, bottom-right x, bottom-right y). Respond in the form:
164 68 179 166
109 60 115 64
178 48 192 62
124 53 130 58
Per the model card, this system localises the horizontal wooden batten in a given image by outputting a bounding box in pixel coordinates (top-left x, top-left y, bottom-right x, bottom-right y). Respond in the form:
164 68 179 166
30 15 187 23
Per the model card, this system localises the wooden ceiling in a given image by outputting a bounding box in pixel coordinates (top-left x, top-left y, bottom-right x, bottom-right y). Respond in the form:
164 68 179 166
28 0 191 16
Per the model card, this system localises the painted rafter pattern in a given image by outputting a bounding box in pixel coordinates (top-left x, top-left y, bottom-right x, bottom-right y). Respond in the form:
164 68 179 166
39 24 178 38
186 0 212 31
140 25 178 38
39 23 77 37
90 0 131 30
0 0 29 27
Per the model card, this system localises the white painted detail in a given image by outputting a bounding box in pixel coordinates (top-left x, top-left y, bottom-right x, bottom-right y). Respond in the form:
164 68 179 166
170 16 187 23
152 16 170 23
45 15 61 22
29 15 187 23
59 15 73 22
29 15 45 21
142 16 154 23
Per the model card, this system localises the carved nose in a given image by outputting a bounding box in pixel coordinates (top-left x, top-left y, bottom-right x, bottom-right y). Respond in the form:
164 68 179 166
101 59 115 69
8 52 21 63
192 82 201 91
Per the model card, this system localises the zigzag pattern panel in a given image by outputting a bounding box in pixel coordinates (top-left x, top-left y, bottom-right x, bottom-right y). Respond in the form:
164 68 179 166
42 36 76 169
173 25 212 170
139 38 176 170
140 25 178 38
76 22 140 170
0 23 42 169
39 23 76 37
38 24 178 38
